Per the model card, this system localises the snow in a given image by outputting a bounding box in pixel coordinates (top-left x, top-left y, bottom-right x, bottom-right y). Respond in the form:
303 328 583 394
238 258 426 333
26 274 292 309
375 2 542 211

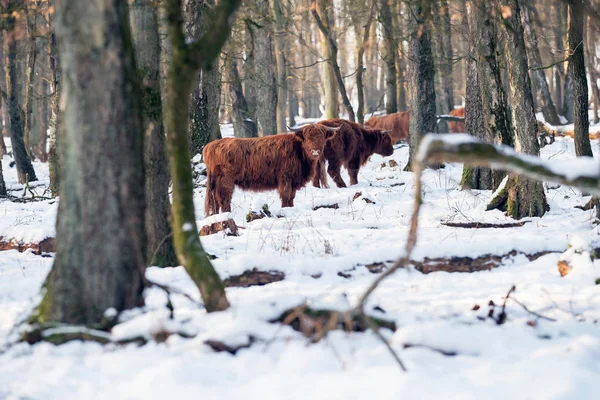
1 134 600 399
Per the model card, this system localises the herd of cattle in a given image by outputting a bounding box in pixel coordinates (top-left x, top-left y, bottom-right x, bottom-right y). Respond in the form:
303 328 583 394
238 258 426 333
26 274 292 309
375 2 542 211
202 108 466 215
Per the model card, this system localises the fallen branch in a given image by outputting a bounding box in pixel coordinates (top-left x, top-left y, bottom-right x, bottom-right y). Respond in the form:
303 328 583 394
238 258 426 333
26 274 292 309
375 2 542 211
402 343 458 357
418 134 600 197
440 221 529 229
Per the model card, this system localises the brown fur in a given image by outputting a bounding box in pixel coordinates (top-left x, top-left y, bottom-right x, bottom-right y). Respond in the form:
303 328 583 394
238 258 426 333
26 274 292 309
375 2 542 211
365 112 410 143
313 119 394 188
203 125 337 215
448 107 465 133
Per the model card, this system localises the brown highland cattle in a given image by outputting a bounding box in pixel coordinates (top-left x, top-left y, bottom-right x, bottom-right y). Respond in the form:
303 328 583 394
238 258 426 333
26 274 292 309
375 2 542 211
313 119 394 188
365 111 409 143
447 107 465 133
203 124 339 215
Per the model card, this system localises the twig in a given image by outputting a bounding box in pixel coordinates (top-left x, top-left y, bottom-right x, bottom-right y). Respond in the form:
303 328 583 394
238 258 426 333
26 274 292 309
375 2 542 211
402 343 458 357
509 297 557 322
145 278 204 310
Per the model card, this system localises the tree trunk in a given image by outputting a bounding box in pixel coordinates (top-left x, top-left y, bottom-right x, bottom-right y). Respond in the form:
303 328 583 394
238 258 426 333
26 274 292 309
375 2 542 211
586 16 600 124
47 11 60 197
522 6 561 125
404 0 437 171
355 0 376 124
311 0 354 121
130 0 178 267
272 0 288 132
0 90 6 157
568 0 592 158
493 0 548 219
23 4 38 160
432 0 454 132
471 0 512 188
33 0 146 325
378 0 397 114
563 66 574 123
186 0 222 154
395 1 407 112
226 56 258 138
4 15 38 184
0 158 6 196
253 0 278 135
461 1 492 190
316 0 338 119
163 0 236 312
553 1 567 114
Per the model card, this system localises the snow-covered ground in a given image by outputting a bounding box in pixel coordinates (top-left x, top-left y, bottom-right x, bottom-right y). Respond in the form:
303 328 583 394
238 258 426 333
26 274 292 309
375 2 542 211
1 129 600 399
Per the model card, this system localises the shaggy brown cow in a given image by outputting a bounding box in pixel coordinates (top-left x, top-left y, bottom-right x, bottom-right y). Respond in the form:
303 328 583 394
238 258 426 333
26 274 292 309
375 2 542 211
313 119 394 188
203 124 339 215
365 111 410 143
447 107 465 133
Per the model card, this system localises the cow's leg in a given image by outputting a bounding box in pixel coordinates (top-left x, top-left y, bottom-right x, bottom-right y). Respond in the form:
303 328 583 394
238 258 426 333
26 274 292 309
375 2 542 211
278 176 296 207
217 174 235 213
348 158 361 185
312 160 322 188
327 159 346 188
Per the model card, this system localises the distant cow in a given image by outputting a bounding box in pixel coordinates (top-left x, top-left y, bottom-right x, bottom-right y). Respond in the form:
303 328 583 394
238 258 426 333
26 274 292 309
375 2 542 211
365 112 410 143
203 124 339 215
313 119 394 188
447 107 465 133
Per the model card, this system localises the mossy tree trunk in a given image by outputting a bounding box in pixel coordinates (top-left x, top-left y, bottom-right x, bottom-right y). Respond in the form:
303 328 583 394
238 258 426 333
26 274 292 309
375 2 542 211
461 1 491 190
316 0 339 119
491 0 548 219
472 0 512 188
185 0 222 155
163 0 239 312
404 0 437 172
32 0 147 326
130 0 177 267
3 7 38 184
567 0 593 158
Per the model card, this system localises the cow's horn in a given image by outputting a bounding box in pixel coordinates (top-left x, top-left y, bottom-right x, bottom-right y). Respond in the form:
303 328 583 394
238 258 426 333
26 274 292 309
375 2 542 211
287 124 305 132
323 125 342 132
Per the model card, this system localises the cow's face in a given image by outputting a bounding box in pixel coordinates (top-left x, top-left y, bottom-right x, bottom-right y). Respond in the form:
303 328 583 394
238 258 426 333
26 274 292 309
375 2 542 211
372 130 394 156
296 125 338 160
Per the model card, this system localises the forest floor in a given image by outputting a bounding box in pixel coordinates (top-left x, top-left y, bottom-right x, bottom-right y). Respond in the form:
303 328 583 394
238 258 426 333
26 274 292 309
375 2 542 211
1 121 600 399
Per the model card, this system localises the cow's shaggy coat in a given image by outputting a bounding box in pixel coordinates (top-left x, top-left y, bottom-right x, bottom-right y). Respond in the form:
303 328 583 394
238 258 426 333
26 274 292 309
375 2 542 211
203 125 337 215
365 112 410 143
448 107 466 133
313 119 394 188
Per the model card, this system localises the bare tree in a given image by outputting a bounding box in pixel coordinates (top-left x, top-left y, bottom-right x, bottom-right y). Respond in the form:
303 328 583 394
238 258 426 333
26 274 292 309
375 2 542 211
162 0 240 311
568 0 593 157
378 0 397 114
272 0 288 132
489 0 548 219
432 0 454 131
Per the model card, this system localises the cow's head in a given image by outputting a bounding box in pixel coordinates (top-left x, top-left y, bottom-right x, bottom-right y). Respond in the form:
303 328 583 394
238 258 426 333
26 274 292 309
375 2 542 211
290 124 340 160
368 129 394 156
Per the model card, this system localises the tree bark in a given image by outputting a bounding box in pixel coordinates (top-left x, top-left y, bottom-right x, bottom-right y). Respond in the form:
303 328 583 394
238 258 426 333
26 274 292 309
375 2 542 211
495 0 548 219
316 0 338 119
311 0 355 121
226 56 258 138
563 65 574 123
186 0 222 154
4 13 38 184
461 1 492 190
568 0 593 158
253 0 278 135
47 8 60 198
404 0 437 171
378 0 397 114
586 16 600 124
23 3 38 160
355 0 376 124
272 0 288 132
553 1 567 114
163 0 237 312
0 157 6 196
33 0 146 325
522 5 561 125
432 0 454 132
130 0 177 267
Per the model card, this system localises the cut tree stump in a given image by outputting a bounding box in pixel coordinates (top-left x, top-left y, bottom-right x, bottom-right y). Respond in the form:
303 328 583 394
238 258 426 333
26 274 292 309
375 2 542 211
441 221 529 228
